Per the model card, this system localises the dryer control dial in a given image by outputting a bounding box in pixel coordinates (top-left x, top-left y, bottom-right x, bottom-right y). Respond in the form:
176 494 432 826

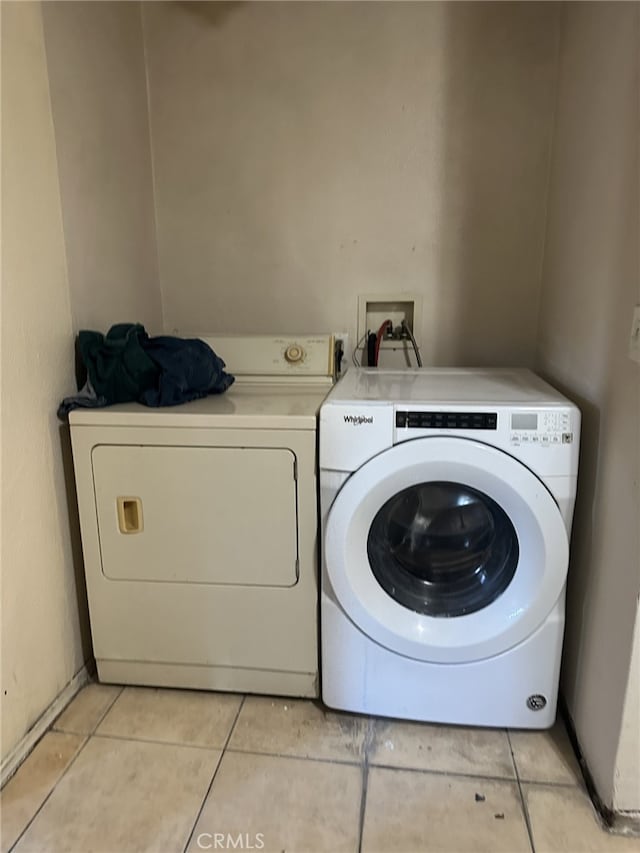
284 344 305 363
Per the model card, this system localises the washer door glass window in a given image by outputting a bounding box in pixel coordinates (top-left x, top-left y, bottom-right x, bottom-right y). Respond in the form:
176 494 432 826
367 481 519 618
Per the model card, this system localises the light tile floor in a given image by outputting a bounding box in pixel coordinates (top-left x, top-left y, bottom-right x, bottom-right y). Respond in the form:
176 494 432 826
2 683 639 853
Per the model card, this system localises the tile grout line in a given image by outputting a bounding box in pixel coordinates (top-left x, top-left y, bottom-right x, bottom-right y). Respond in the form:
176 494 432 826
224 744 366 769
91 730 245 755
357 718 375 853
7 684 124 853
506 730 537 853
93 684 125 728
182 695 247 853
354 759 578 788
86 728 587 789
86 729 364 768
7 735 90 853
514 778 582 789
50 683 124 738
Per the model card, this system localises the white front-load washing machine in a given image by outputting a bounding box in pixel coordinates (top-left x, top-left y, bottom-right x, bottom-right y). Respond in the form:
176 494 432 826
319 368 580 728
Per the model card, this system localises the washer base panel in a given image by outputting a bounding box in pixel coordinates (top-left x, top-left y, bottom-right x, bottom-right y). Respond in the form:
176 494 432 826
321 593 564 729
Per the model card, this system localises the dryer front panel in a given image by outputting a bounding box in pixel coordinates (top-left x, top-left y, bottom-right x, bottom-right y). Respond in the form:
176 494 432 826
92 445 298 587
324 437 569 663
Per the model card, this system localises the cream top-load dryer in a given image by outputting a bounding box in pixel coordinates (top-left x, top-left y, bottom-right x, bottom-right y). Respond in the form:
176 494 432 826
69 334 335 697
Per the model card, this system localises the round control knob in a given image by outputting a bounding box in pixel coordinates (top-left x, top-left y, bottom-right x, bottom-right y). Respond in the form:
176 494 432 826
284 344 304 364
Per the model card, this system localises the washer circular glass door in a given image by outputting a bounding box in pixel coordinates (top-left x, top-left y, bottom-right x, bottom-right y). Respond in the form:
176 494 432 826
367 481 519 618
324 437 569 663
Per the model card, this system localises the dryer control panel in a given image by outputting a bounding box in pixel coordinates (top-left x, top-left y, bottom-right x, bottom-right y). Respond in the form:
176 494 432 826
198 334 335 379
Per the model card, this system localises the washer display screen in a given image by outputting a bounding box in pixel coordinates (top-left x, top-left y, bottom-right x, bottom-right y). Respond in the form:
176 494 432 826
511 413 538 431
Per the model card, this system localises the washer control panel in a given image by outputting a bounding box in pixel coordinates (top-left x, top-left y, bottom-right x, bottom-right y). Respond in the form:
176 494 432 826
394 407 576 449
396 411 497 430
510 410 573 446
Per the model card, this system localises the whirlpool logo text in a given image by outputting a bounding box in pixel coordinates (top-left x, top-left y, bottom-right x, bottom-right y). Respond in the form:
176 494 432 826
343 414 374 425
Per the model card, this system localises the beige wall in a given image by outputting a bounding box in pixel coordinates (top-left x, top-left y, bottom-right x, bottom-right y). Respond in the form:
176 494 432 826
1 1 88 764
1 0 165 767
536 1 640 812
143 1 560 367
42 1 162 333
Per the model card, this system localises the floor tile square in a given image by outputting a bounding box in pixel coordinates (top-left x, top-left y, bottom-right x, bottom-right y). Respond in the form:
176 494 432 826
187 751 362 853
96 686 242 748
369 718 515 778
524 784 640 852
53 683 121 735
1 732 85 853
362 767 531 853
228 696 367 763
12 736 220 853
509 718 582 784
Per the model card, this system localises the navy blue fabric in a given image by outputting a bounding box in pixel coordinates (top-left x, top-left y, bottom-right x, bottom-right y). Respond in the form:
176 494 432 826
57 378 106 418
140 335 234 407
58 324 234 419
78 324 160 403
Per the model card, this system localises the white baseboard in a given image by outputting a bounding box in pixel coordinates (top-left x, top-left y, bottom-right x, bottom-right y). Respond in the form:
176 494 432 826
1 663 91 788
